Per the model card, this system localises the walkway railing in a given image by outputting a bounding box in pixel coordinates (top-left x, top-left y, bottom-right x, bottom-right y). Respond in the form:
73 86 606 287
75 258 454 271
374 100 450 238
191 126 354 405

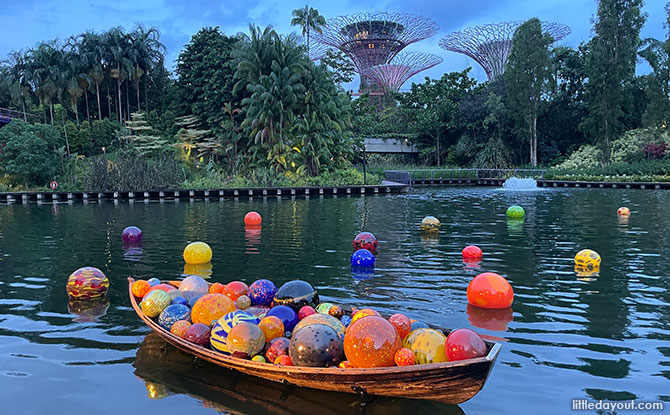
0 107 38 122
384 168 547 186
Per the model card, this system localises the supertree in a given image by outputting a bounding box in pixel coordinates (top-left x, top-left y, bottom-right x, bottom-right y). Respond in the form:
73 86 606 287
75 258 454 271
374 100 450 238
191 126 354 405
439 21 571 80
314 12 439 92
362 52 443 92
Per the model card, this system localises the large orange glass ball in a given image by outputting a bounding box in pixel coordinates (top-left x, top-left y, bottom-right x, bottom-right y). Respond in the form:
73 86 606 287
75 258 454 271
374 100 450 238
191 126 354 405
350 308 381 325
258 316 285 342
66 267 109 299
131 280 150 298
183 242 212 265
466 272 514 309
244 211 262 226
224 281 249 301
191 293 235 326
343 316 401 368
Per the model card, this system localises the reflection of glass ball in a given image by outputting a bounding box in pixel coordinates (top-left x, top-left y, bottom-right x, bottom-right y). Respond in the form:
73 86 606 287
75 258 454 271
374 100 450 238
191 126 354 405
121 226 143 243
66 267 109 299
353 232 378 253
351 249 375 267
466 304 514 331
226 322 265 359
191 294 235 326
141 290 171 318
273 280 319 312
266 305 299 332
290 324 344 367
506 205 525 219
67 297 110 322
445 328 487 361
574 249 601 270
248 279 277 307
403 328 447 364
158 304 191 331
183 242 212 265
343 316 400 368
420 216 440 232
467 272 514 309
293 313 346 341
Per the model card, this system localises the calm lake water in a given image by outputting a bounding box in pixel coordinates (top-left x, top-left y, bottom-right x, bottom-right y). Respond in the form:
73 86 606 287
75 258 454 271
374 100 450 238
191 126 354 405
1 187 668 415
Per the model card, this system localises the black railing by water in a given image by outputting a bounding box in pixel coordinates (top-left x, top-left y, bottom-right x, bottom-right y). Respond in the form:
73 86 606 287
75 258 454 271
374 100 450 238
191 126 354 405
385 168 547 186
0 107 38 123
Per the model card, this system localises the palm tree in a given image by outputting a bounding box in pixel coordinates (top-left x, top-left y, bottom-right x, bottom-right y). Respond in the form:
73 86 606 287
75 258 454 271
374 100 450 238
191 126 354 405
27 41 64 124
103 27 132 123
290 5 327 56
2 50 31 120
80 31 105 119
130 25 165 112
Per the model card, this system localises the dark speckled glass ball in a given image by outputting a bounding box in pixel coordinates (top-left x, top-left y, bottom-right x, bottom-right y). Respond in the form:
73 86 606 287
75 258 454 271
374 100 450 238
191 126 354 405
273 280 319 312
289 324 344 367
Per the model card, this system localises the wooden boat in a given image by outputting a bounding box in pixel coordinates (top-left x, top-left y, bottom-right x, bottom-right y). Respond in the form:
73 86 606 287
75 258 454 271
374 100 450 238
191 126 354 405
128 277 501 404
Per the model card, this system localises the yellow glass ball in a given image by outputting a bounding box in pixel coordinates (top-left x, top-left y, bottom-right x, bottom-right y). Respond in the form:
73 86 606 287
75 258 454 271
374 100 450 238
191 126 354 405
574 249 601 271
420 216 441 232
617 207 631 216
402 328 448 364
183 242 212 265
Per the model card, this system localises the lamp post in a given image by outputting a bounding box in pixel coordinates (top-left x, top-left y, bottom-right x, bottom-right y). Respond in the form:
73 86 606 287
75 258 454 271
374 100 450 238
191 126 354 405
363 144 367 185
102 147 108 191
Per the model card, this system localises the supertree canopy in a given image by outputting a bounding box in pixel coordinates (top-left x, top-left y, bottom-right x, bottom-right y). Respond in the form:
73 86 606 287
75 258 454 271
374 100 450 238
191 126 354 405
314 12 439 92
362 52 444 92
439 21 571 80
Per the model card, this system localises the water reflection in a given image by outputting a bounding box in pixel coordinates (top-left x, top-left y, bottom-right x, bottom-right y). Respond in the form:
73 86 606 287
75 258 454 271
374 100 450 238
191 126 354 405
244 225 262 255
506 218 524 237
67 296 110 322
182 263 213 279
575 265 599 282
466 304 513 332
134 333 464 415
351 266 375 280
122 243 144 262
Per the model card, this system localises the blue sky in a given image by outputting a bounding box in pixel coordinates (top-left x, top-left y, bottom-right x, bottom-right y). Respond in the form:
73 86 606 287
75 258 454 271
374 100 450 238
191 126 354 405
0 0 667 90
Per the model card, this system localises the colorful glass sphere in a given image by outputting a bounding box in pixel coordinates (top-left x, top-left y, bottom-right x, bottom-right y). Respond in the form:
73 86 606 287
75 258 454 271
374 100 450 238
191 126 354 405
246 305 270 318
209 282 225 294
171 320 191 338
467 272 514 309
446 328 487 361
338 360 353 368
316 302 334 314
574 249 601 271
183 242 212 265
293 313 346 341
236 295 251 310
344 316 401 368
274 355 293 365
144 283 177 298
351 249 375 267
248 279 278 307
617 206 631 216
147 277 160 287
132 280 150 298
410 321 429 331
388 313 412 339
210 310 260 353
403 328 448 364
224 281 249 301
420 216 441 232
273 280 319 312
190 293 235 326
187 294 204 308
394 348 415 366
258 316 285 342
140 290 171 318
506 205 525 219
298 305 317 320
462 245 483 261
265 337 290 363
121 226 143 243
329 305 344 319
158 304 191 331
290 324 345 367
351 308 381 325
340 315 352 327
266 305 299 332
244 211 262 226
251 355 266 363
226 322 265 359
353 232 378 253
180 275 209 301
66 267 109 299
184 323 211 346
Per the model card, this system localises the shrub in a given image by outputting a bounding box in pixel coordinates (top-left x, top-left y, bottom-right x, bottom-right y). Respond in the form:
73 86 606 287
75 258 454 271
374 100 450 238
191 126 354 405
83 150 186 190
0 120 61 187
553 144 602 169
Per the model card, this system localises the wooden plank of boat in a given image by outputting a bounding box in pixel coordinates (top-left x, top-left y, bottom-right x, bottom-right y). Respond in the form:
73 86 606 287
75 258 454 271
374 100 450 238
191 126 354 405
128 277 501 404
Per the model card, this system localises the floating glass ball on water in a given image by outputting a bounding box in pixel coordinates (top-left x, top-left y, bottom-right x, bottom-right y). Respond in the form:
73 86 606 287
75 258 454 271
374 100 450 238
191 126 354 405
462 245 483 261
121 226 143 243
466 272 514 309
183 242 212 265
353 232 378 253
66 267 109 299
506 205 525 219
273 280 319 312
420 216 441 232
574 249 601 270
617 206 631 216
289 324 344 367
244 211 262 226
351 249 375 267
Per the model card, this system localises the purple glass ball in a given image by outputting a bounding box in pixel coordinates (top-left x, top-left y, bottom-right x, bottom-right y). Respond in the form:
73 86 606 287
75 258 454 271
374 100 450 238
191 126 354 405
248 279 277 307
122 226 143 244
266 305 299 332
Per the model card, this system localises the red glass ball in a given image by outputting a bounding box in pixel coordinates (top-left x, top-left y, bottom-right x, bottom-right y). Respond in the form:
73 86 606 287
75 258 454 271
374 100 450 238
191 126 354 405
462 245 483 261
466 272 514 309
388 313 412 339
445 328 487 361
224 281 249 301
298 305 316 320
244 211 262 226
353 232 378 253
394 348 415 366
